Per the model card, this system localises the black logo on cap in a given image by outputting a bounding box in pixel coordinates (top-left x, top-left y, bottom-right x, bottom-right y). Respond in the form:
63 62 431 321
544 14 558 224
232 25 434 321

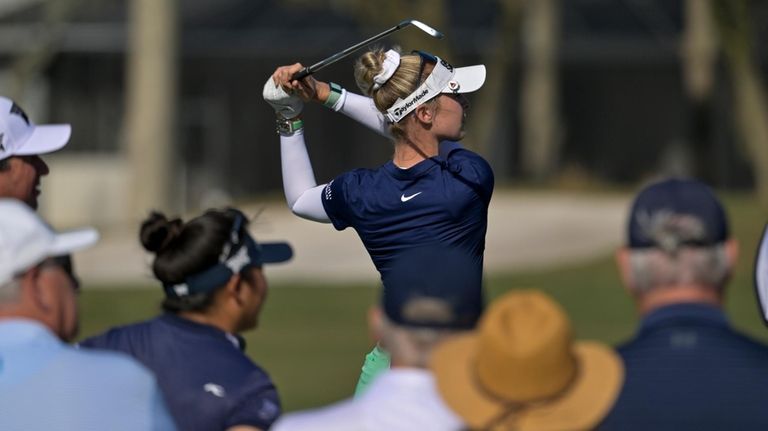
10 103 30 125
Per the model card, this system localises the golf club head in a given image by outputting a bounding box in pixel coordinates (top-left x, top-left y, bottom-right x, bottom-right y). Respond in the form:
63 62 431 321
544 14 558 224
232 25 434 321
756 223 768 325
404 19 444 39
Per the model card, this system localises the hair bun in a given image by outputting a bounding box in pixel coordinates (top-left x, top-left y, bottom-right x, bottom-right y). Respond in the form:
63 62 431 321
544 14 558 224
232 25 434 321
354 47 390 96
140 211 183 253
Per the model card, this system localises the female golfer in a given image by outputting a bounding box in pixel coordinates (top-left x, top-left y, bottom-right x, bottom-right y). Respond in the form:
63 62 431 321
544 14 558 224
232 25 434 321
81 208 293 431
265 48 492 279
264 47 492 395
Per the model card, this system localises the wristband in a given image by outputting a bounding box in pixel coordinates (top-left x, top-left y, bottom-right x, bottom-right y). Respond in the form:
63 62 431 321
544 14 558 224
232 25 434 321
276 117 304 135
323 82 343 109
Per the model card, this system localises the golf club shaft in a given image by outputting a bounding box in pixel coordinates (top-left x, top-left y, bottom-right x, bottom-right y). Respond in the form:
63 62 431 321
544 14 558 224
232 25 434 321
291 20 437 81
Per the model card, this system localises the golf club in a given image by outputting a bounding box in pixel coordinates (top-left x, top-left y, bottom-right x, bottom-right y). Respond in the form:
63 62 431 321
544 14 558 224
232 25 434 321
291 19 443 81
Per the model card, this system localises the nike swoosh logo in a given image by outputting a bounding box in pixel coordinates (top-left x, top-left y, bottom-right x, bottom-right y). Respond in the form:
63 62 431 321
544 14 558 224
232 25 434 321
400 192 422 202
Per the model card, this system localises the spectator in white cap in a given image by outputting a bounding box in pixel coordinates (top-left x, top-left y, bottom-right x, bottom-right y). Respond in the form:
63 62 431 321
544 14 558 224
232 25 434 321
0 198 177 431
0 97 71 209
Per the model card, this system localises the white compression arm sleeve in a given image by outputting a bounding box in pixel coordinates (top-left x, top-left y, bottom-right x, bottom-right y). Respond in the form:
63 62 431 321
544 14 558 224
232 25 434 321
280 129 331 223
338 91 393 140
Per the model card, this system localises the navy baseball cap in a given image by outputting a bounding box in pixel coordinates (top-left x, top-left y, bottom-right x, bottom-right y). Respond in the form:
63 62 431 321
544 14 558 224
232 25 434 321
627 178 729 251
381 245 483 330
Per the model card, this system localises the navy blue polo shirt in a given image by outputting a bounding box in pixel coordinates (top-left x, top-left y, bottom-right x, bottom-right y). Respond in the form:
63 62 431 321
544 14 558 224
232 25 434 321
598 303 768 431
322 141 494 280
81 314 280 431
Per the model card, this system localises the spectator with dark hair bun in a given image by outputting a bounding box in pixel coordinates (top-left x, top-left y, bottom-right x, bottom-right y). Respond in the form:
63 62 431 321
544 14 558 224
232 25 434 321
81 208 294 431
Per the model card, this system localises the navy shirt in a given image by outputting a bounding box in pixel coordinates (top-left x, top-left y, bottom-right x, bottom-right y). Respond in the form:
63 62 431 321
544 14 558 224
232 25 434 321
598 303 768 431
81 314 280 431
322 141 494 279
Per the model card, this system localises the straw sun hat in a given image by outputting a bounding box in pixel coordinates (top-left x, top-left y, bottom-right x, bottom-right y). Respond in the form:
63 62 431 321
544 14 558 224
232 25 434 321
430 290 623 431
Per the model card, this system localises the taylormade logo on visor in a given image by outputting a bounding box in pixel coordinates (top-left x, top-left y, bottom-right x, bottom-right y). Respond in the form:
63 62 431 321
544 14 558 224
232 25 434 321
386 56 457 123
393 88 431 117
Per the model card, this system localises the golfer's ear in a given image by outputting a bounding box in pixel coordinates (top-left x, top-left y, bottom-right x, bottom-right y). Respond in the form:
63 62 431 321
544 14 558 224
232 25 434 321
415 104 433 124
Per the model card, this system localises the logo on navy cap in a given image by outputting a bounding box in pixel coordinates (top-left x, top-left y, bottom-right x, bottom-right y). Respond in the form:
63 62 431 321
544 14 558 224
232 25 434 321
203 383 226 398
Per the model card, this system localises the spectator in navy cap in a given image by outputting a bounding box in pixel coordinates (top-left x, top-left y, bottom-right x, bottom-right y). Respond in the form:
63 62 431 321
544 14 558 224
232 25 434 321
599 178 768 430
272 245 482 431
81 208 292 431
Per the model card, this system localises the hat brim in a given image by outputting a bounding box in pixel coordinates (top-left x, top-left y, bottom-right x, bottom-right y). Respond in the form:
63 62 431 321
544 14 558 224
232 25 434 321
260 242 293 264
430 336 623 431
755 224 768 325
14 124 71 157
441 65 486 94
49 228 99 257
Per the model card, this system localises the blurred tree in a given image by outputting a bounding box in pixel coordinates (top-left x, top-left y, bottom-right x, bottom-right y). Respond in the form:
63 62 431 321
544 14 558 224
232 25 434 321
520 0 560 181
466 0 524 179
681 0 717 182
125 0 179 214
712 0 768 207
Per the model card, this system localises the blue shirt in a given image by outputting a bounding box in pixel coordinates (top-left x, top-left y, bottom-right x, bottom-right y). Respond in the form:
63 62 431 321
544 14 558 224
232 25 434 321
81 314 281 431
0 319 176 431
598 303 768 431
322 142 494 279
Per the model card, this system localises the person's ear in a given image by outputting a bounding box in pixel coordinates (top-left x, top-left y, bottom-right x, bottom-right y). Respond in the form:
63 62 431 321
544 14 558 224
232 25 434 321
724 238 739 270
367 306 384 342
615 247 634 293
225 273 244 305
22 267 53 313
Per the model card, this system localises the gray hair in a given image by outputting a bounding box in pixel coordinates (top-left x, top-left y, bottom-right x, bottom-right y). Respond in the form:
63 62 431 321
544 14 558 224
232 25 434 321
379 315 458 368
0 277 21 303
628 245 730 292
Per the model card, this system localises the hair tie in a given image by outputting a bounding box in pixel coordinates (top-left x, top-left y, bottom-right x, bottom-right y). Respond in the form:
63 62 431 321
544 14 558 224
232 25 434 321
373 50 401 90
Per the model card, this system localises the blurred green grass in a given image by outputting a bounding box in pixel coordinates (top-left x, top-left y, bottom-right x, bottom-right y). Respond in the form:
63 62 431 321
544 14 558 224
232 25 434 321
77 192 768 412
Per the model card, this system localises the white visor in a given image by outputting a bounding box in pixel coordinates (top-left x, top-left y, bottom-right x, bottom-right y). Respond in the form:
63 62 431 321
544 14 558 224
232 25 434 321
385 55 486 123
756 224 768 324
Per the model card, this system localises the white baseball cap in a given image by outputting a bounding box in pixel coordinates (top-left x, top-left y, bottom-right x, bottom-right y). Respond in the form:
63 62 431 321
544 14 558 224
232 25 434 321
0 199 98 285
0 97 71 161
